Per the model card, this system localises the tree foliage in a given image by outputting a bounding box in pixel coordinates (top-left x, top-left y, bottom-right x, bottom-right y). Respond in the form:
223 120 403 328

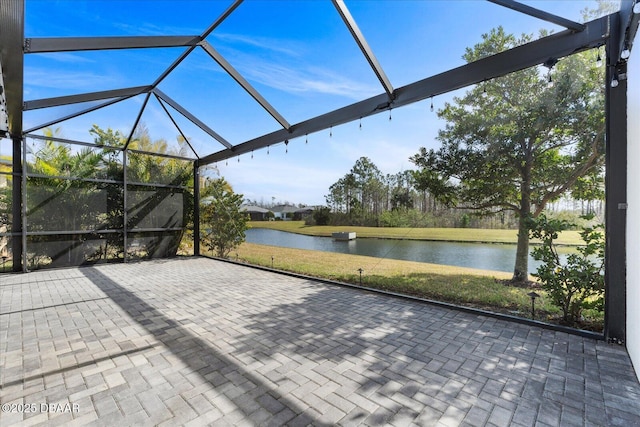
200 177 248 258
410 27 605 282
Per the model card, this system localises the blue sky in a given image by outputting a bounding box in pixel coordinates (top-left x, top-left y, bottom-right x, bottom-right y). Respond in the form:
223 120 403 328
11 0 612 205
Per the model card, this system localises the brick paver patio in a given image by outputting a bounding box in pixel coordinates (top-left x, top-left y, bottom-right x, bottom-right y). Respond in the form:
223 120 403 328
1 257 639 426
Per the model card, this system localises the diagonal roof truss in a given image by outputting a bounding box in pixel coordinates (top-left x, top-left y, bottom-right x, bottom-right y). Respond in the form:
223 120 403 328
1 0 638 163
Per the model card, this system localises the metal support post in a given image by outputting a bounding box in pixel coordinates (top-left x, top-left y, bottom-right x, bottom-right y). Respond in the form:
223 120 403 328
21 136 28 272
193 161 200 256
604 13 627 343
123 150 128 263
11 136 22 271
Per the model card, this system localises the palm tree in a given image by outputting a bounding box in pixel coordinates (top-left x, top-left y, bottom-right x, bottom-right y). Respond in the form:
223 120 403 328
124 124 194 258
28 127 112 266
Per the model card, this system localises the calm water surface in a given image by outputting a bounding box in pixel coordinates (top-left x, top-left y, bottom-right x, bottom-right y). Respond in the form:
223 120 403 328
245 228 573 273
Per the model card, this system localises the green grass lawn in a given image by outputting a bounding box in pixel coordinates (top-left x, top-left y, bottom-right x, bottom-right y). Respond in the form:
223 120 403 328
236 242 563 319
233 242 604 331
248 221 583 246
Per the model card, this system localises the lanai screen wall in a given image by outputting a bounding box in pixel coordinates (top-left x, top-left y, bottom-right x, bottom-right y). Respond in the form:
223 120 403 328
0 135 194 269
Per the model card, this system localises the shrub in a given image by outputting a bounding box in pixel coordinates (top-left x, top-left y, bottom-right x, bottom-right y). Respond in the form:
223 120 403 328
312 207 331 226
529 214 604 325
200 178 248 258
460 214 470 228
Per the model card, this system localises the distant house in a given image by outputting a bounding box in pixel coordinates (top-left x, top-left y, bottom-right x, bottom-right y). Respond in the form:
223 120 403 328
240 205 272 221
271 204 298 220
293 207 314 220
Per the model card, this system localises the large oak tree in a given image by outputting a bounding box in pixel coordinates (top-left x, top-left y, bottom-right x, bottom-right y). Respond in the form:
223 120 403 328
410 27 604 283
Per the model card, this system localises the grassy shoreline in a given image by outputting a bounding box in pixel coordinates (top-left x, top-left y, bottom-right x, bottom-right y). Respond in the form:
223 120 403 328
236 242 552 316
248 221 583 246
234 242 604 330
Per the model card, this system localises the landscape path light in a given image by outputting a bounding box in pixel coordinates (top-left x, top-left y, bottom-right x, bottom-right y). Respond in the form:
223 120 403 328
527 291 540 319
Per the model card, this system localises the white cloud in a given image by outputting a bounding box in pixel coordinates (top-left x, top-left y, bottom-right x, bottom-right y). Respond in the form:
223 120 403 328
24 67 121 91
212 32 303 57
208 32 379 100
36 52 96 64
112 21 202 36
249 63 376 99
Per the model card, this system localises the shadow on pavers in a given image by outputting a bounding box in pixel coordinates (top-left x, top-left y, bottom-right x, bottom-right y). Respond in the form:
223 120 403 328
230 276 640 427
81 266 326 426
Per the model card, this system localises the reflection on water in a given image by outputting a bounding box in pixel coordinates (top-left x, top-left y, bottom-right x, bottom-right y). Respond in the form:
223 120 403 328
245 228 575 274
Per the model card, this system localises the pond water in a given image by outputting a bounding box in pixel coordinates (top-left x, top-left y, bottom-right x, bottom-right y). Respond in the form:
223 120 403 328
245 228 575 274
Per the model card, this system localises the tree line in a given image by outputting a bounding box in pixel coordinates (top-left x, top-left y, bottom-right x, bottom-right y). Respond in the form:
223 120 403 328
322 156 515 229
